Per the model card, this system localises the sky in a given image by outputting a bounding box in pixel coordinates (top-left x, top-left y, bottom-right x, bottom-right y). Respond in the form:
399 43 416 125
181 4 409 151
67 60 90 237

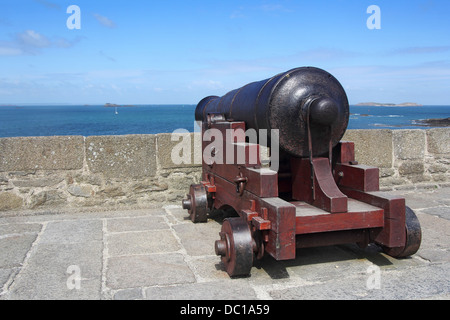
0 0 449 105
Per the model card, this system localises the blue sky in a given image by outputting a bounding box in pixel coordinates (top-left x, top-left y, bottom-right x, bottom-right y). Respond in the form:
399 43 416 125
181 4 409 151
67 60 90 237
0 0 449 105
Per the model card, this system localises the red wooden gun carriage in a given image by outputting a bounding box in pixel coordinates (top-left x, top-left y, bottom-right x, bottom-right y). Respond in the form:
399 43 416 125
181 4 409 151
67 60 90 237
182 67 421 277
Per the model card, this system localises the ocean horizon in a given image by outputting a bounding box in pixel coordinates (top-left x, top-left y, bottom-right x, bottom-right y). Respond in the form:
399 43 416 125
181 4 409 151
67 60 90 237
0 104 449 138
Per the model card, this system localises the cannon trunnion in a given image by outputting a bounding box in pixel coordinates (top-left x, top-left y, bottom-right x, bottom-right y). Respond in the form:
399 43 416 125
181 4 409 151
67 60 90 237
182 67 422 277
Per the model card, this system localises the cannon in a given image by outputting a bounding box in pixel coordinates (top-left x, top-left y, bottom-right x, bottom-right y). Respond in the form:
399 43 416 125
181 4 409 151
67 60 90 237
182 67 422 277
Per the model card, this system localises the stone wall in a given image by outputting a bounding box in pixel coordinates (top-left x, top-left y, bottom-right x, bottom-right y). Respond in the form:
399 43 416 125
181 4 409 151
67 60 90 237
0 128 449 213
342 128 449 187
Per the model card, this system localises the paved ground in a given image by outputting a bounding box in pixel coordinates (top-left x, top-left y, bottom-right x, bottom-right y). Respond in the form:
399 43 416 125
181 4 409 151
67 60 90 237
0 186 449 300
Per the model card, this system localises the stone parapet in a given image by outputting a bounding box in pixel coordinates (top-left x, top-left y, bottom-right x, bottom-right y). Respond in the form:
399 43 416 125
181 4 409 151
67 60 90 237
0 136 84 171
343 128 449 188
85 135 157 179
0 129 449 212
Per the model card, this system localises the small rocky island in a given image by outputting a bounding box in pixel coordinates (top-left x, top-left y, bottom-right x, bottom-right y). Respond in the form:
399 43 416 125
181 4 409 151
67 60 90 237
355 102 423 107
413 117 450 127
104 103 135 107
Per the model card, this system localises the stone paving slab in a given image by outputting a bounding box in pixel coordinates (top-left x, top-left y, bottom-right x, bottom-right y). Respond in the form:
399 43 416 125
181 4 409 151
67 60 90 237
106 253 196 289
7 241 103 299
0 187 448 300
107 230 181 256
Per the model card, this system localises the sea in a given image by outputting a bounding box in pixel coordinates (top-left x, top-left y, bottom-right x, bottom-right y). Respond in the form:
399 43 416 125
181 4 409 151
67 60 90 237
0 104 449 138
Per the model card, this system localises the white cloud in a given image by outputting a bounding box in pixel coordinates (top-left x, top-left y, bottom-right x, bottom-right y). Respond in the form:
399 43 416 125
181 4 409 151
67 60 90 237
34 0 60 10
0 30 82 56
99 50 116 62
94 14 117 28
16 30 51 49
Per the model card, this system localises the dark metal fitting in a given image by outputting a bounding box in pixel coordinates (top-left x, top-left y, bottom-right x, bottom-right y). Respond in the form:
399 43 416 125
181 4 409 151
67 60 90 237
215 240 227 257
233 173 248 196
302 96 339 126
182 196 191 210
206 113 226 128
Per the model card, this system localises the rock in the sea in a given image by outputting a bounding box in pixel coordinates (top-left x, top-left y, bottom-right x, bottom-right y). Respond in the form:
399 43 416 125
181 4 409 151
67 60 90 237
414 117 450 127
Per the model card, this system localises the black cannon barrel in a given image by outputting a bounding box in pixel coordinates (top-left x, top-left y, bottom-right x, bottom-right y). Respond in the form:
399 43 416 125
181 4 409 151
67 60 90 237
195 67 349 158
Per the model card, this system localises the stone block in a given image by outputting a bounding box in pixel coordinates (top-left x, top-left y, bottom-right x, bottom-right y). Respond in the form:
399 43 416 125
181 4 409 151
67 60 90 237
409 173 431 183
398 161 425 176
67 184 94 198
39 220 103 244
427 128 450 156
107 230 180 256
0 192 23 211
106 253 195 289
85 135 156 179
130 180 168 193
0 223 42 235
71 173 103 186
165 171 200 192
380 177 409 188
431 173 449 182
428 163 448 174
113 288 143 300
0 233 38 268
0 173 7 185
342 129 393 168
173 222 222 256
380 167 395 177
99 186 126 198
106 216 169 233
43 190 67 207
29 191 47 209
144 281 257 300
157 132 202 169
393 130 425 160
12 175 64 188
7 241 103 299
0 136 84 172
